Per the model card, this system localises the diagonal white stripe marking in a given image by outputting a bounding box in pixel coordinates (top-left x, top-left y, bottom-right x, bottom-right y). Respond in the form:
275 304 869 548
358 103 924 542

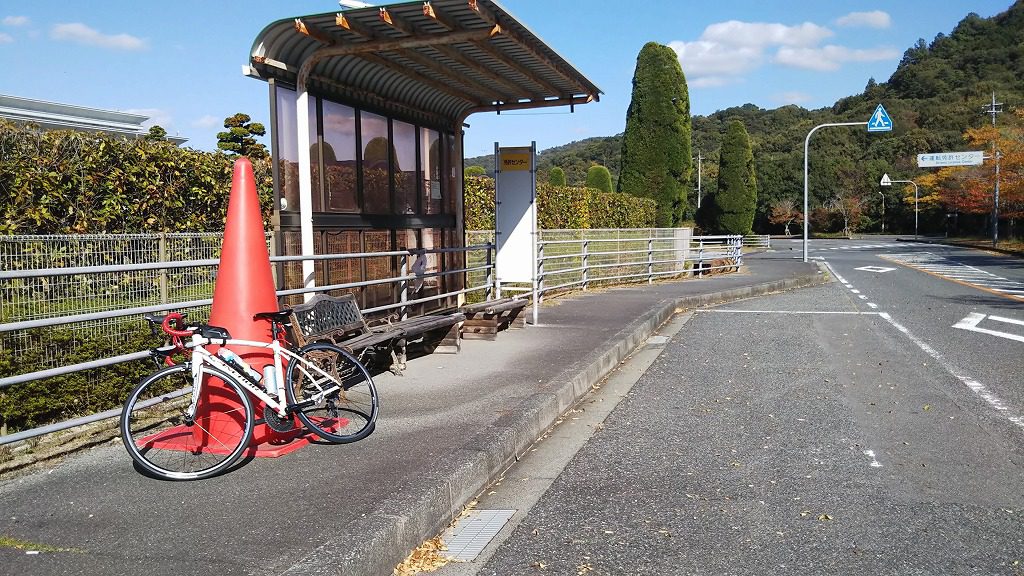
882 312 1024 429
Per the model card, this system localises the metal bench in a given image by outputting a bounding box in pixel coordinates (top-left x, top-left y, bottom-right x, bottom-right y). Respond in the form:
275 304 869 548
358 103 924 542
460 297 528 340
284 293 464 372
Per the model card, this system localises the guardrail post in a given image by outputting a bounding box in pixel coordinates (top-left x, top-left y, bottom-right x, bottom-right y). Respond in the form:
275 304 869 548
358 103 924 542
582 240 589 291
533 242 544 325
158 232 168 305
399 252 409 321
486 243 496 301
647 236 654 284
697 238 705 276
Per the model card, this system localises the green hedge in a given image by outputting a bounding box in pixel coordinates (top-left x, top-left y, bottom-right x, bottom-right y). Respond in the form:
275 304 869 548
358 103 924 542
0 119 273 234
0 327 163 431
463 176 657 230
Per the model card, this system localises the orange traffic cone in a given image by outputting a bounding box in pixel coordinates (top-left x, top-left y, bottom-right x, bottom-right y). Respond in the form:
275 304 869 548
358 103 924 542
203 157 299 453
146 158 316 460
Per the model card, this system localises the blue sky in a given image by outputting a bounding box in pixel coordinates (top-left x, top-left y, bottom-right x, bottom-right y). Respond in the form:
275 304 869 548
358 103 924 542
0 1 1012 158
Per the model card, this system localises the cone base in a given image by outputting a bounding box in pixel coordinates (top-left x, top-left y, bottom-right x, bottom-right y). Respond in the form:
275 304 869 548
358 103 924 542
135 420 350 459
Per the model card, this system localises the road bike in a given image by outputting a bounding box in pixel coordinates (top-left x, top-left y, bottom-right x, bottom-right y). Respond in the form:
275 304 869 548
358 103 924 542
120 311 378 480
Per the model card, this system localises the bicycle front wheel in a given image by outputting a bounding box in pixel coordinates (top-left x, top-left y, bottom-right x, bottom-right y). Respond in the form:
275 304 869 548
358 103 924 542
120 363 254 480
286 342 378 443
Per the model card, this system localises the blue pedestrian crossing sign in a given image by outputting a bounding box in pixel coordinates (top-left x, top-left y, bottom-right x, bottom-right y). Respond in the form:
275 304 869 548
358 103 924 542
867 104 893 132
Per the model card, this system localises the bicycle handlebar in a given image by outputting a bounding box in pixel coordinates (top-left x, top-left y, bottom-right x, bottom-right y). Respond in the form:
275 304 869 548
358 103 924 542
161 312 193 338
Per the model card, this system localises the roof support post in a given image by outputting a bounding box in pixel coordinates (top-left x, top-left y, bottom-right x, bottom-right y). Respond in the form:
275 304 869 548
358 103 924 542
296 88 316 300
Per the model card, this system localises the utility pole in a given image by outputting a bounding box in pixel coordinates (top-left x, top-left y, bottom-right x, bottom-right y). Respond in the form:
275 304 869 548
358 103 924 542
982 92 1003 247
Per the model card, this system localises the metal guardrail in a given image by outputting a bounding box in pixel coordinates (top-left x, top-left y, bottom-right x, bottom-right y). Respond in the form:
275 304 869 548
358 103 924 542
1 230 742 446
742 235 772 249
529 233 742 301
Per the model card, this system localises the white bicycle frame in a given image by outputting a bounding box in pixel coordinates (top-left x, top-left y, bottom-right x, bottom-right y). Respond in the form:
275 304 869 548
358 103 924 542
177 334 341 421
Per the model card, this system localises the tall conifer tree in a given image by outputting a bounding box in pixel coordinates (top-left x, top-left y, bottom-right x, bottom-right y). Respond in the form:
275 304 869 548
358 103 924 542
710 120 757 235
618 42 692 227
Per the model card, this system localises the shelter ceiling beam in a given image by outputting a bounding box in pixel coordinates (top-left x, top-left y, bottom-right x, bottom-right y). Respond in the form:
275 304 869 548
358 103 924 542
296 24 500 92
468 2 594 98
423 3 561 98
296 18 498 105
376 7 542 101
463 94 595 122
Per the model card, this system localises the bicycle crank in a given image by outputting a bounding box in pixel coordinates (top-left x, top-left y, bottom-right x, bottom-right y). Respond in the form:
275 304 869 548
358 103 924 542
263 404 296 433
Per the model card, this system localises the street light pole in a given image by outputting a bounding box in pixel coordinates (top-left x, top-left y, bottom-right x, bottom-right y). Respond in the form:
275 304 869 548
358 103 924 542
803 121 867 262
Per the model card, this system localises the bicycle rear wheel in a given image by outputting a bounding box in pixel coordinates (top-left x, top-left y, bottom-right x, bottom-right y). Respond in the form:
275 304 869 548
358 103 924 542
120 363 254 480
286 342 378 443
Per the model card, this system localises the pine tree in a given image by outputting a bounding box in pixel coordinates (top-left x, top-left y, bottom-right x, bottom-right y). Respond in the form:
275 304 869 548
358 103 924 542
216 113 268 159
710 120 757 235
548 166 567 186
618 42 692 227
585 165 613 193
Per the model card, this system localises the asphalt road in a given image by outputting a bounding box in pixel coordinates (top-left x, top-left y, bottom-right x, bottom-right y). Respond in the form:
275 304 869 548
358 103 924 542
442 238 1024 576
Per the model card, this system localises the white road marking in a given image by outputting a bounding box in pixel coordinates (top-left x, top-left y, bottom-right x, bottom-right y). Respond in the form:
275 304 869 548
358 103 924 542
854 266 896 273
706 310 881 315
850 289 860 294
858 295 868 300
881 253 1024 301
862 449 883 468
880 312 1024 430
952 313 1024 343
867 303 878 309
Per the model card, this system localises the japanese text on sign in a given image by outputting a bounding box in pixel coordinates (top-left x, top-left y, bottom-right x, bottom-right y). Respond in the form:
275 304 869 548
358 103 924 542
500 151 531 171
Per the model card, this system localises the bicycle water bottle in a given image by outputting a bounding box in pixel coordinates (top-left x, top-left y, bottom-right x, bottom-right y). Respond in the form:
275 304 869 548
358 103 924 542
262 365 278 394
217 349 262 385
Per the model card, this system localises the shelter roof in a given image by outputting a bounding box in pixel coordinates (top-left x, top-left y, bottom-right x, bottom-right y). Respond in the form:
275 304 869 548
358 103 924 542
245 0 601 128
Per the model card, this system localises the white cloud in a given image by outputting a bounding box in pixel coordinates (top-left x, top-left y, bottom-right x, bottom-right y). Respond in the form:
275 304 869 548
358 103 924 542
689 76 740 89
700 21 833 49
672 20 832 86
192 115 221 129
125 108 173 129
51 23 146 51
669 40 762 78
3 15 29 26
774 91 813 105
775 45 901 71
0 32 12 44
836 11 891 29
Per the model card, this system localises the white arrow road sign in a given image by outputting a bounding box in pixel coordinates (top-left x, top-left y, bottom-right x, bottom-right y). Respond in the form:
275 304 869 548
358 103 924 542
953 313 1024 343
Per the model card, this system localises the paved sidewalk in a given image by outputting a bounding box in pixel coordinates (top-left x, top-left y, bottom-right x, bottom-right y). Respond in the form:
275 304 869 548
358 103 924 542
0 253 824 576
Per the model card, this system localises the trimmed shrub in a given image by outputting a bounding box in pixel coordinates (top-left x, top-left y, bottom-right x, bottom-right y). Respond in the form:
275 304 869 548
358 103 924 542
548 166 567 186
618 42 692 226
585 165 614 193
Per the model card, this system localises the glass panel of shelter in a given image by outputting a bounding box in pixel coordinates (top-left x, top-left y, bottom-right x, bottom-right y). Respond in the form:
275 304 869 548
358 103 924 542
271 87 459 313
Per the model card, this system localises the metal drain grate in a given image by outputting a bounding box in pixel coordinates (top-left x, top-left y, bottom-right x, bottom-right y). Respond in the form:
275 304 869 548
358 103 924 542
442 509 516 561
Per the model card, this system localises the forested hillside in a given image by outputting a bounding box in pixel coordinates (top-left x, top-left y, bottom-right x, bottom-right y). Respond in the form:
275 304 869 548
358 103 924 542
466 1 1024 235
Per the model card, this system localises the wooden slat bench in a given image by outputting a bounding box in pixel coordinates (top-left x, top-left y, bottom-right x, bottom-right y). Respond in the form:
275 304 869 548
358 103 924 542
283 293 464 372
460 297 528 340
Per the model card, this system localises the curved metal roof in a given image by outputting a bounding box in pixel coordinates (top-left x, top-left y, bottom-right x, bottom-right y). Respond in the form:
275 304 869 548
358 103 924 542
245 0 601 128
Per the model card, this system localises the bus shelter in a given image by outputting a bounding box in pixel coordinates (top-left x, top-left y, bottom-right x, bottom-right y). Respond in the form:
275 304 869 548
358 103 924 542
245 0 601 313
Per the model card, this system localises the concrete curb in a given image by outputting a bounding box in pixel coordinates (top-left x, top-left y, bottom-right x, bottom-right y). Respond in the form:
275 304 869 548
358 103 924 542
298 269 828 576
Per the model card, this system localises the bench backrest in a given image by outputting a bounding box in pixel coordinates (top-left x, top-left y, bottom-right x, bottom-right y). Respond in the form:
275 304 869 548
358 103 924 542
286 293 368 348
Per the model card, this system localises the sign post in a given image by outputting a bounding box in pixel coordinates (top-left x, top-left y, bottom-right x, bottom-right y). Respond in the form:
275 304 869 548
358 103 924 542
494 143 538 323
802 104 891 262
